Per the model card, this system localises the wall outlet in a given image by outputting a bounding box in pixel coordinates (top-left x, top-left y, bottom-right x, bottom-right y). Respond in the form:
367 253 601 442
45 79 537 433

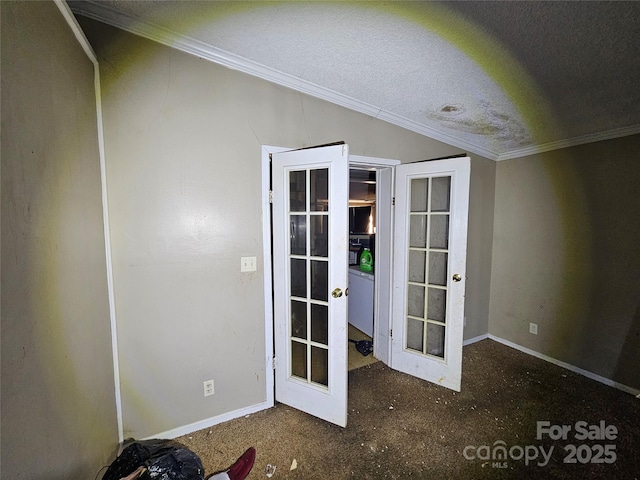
529 323 538 335
203 379 215 397
241 256 257 272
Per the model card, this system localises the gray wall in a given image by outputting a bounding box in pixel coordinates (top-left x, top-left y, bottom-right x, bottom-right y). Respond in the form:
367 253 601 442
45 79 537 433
79 19 496 438
465 157 496 340
1 2 119 478
489 134 640 390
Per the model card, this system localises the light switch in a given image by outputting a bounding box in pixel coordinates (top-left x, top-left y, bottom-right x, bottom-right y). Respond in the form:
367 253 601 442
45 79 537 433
241 256 257 272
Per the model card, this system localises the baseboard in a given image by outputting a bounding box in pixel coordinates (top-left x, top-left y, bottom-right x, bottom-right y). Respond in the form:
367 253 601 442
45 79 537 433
143 400 272 441
463 333 489 346
143 334 638 440
488 334 640 397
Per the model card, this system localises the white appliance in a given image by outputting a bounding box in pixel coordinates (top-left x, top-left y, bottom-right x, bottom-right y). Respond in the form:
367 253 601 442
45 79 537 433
348 267 374 337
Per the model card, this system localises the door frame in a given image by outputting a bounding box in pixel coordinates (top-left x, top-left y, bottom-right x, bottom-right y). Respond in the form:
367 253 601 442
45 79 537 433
349 155 400 366
261 145 399 408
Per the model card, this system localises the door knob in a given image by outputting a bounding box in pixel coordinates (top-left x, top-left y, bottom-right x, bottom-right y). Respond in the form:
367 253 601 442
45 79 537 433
332 288 343 298
452 274 462 282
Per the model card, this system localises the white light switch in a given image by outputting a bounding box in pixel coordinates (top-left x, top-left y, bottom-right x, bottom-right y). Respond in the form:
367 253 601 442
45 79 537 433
241 256 257 272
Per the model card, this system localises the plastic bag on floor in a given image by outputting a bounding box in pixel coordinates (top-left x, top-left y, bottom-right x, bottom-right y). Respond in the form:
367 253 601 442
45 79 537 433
102 439 204 480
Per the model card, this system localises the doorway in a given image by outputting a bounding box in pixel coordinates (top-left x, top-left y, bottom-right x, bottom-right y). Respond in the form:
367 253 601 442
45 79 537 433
347 167 379 371
263 144 470 427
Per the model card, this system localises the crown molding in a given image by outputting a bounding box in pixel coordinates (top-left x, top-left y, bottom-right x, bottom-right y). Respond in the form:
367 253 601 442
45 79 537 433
70 1 501 161
496 124 640 161
71 1 640 163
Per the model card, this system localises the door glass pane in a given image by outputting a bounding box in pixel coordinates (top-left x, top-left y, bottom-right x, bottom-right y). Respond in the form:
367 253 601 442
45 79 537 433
290 170 306 212
310 215 328 257
291 300 307 340
310 168 328 212
291 341 307 380
410 178 429 212
290 258 307 298
426 323 445 358
431 176 451 212
407 318 424 352
407 284 425 318
429 215 449 249
311 260 328 301
290 215 306 255
409 215 427 248
428 252 448 286
427 288 446 323
408 250 426 283
311 303 328 345
311 346 329 386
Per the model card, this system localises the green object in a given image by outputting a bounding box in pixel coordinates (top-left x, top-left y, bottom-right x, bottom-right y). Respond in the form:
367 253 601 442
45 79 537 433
360 248 373 272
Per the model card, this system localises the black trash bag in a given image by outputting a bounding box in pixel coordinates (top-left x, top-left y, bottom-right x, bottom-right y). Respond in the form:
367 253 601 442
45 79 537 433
349 338 374 356
102 439 205 480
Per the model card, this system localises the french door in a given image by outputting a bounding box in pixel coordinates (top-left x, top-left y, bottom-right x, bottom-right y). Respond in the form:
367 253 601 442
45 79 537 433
272 144 349 427
271 144 469 426
391 158 470 391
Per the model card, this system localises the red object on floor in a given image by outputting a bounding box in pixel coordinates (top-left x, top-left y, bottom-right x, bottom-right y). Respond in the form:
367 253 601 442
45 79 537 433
227 447 256 480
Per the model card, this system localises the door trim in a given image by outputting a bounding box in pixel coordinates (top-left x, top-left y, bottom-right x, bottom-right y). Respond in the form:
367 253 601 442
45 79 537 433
261 145 290 409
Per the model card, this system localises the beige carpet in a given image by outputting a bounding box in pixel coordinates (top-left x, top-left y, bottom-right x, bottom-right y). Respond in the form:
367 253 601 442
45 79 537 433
348 323 379 371
176 339 640 479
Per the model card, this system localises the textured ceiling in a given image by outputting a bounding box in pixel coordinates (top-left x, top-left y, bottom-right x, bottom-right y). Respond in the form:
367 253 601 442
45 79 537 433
70 1 640 160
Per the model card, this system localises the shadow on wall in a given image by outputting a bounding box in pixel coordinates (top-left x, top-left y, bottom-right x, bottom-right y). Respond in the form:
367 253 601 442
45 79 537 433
491 134 640 392
615 303 640 389
542 136 640 389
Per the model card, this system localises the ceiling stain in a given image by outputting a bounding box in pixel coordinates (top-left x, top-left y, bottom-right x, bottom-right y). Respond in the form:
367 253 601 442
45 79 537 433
439 104 465 115
427 101 532 147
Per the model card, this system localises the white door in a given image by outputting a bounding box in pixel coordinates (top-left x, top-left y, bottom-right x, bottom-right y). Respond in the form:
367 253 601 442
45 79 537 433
391 157 470 391
272 144 349 427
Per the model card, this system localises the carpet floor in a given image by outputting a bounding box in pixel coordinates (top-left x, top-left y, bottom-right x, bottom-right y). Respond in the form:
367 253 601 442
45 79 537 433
177 339 640 479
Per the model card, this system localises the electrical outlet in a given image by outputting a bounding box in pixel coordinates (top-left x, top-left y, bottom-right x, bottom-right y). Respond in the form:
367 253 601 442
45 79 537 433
241 256 257 272
529 323 538 335
203 379 215 397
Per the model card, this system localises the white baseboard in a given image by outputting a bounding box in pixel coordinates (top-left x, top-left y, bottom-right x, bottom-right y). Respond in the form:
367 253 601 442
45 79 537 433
463 333 489 346
143 400 272 441
145 333 638 440
488 334 640 397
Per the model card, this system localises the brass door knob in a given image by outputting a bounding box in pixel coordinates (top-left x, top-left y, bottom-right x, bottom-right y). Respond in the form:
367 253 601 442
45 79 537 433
332 288 343 298
452 274 462 282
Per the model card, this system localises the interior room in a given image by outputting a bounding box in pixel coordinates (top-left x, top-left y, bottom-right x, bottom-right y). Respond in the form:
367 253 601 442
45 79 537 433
2 1 639 478
348 168 378 371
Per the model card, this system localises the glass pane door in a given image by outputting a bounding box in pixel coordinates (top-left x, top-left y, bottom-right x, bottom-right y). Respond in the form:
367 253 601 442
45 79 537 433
391 157 470 392
272 144 349 427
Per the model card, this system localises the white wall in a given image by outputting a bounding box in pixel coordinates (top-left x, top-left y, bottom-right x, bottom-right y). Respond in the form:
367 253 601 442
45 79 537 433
79 18 496 438
1 2 119 478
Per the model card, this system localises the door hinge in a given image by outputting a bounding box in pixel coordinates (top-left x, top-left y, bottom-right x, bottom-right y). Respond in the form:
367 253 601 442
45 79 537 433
390 329 393 338
392 197 395 206
272 354 277 370
269 190 274 203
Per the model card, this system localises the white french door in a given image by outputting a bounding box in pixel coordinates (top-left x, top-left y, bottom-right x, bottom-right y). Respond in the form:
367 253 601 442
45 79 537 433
391 157 470 391
270 145 469 427
272 144 349 427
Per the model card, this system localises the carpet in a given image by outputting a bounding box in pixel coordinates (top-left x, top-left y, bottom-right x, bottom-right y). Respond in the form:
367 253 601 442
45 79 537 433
177 339 640 479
